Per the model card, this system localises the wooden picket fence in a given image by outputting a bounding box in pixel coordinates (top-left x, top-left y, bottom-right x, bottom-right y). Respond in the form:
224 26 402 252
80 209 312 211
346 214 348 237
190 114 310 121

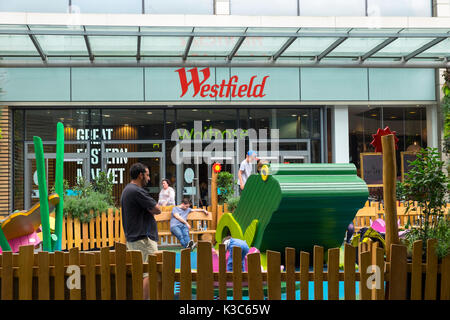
61 205 228 250
0 240 448 300
61 208 126 251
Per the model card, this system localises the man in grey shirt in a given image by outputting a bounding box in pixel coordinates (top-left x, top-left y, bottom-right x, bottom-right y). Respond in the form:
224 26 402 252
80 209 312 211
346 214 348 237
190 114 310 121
238 150 258 191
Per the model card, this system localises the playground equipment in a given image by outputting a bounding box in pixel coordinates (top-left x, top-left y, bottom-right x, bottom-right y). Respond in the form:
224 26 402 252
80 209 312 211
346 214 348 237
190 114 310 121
0 122 64 253
216 163 369 255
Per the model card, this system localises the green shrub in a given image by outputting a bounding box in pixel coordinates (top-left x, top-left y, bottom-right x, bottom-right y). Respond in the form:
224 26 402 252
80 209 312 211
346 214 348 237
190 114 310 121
226 196 240 213
217 171 235 204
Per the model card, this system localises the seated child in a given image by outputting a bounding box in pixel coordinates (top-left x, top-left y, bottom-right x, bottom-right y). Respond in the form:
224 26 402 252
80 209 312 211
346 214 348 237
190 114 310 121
170 198 209 251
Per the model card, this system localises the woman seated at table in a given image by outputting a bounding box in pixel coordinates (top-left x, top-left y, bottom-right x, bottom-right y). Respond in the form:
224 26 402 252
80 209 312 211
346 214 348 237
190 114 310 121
157 178 175 206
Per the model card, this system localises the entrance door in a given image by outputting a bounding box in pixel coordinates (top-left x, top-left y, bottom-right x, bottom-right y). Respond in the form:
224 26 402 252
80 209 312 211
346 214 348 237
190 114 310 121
24 141 90 209
101 140 165 203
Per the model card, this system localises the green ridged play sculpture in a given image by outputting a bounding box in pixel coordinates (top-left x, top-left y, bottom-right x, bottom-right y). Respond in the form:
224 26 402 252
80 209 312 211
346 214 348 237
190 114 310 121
216 163 369 254
0 122 64 252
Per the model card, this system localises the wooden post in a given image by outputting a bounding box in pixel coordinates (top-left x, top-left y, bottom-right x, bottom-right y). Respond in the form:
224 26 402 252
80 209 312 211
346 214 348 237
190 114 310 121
211 165 218 229
382 134 399 261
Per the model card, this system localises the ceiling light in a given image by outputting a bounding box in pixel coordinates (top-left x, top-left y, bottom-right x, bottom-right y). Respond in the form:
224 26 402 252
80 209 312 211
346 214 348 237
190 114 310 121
147 112 152 115
103 114 110 118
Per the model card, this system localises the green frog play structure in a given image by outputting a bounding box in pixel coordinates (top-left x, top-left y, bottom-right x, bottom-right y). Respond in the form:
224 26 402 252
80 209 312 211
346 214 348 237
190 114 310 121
216 163 369 255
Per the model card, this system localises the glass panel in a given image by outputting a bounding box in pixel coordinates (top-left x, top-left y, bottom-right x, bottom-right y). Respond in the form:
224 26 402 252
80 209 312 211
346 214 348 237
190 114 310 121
311 140 321 163
348 106 367 171
0 35 37 55
176 109 238 134
367 0 432 17
405 106 426 151
71 0 142 14
300 0 366 16
230 0 298 16
283 37 339 57
144 0 214 14
89 36 137 55
237 37 289 56
35 35 87 55
26 109 89 141
102 109 164 140
328 38 387 57
417 38 450 58
383 107 405 177
276 109 311 139
374 38 435 57
363 106 381 152
0 0 69 13
14 110 24 141
189 37 239 56
141 36 189 56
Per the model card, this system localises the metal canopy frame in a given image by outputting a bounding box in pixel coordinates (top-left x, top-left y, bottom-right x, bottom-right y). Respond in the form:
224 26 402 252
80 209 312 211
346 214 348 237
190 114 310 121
1 24 449 68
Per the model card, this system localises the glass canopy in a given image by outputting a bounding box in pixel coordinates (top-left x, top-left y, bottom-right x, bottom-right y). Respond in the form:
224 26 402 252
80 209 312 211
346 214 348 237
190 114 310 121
0 24 448 67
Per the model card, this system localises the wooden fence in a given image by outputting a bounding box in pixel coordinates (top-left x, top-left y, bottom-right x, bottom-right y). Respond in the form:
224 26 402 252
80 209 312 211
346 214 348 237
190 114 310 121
1 240 448 300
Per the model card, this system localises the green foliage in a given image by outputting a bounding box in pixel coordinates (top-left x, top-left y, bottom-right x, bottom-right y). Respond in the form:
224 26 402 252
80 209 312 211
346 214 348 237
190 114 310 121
217 171 235 204
442 70 450 153
92 171 115 206
397 147 449 258
60 173 116 223
404 218 450 259
226 196 240 213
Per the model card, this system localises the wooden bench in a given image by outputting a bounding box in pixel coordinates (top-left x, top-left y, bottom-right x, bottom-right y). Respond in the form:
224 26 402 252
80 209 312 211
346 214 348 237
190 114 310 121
353 207 377 232
155 206 215 246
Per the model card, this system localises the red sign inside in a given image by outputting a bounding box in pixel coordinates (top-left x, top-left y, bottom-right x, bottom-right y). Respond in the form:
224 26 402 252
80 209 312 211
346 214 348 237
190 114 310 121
176 67 269 98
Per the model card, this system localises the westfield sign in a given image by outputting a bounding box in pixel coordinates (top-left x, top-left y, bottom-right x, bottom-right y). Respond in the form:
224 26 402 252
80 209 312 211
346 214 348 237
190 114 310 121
176 67 269 98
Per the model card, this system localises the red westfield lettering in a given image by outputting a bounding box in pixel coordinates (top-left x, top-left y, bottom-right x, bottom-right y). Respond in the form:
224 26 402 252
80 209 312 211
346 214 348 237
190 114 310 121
176 67 269 98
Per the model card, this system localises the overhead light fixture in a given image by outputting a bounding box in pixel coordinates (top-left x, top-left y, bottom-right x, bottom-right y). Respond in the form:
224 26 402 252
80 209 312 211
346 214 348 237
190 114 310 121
409 111 416 114
192 109 198 112
166 121 172 124
391 116 397 119
205 119 211 122
103 114 110 118
147 111 152 115
291 114 297 117
371 114 377 117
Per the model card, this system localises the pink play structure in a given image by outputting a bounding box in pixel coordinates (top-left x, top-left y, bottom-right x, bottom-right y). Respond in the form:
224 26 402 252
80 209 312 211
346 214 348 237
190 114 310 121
0 231 41 254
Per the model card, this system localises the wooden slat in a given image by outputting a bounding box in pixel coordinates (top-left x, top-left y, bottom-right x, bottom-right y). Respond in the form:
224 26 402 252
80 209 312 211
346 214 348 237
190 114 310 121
247 252 264 300
100 247 111 300
114 241 127 300
89 217 95 250
67 215 74 249
411 240 423 300
218 243 227 300
108 208 114 247
162 250 176 300
232 245 243 300
18 245 34 300
313 245 323 300
285 247 296 300
344 243 356 300
372 247 385 300
54 251 65 300
85 253 96 300
119 209 126 244
74 218 81 249
424 239 438 300
179 248 192 300
327 248 340 300
82 222 89 251
389 244 407 300
130 250 144 300
299 251 309 300
267 250 281 300
359 251 371 300
1 251 13 300
101 211 107 248
96 213 101 248
68 247 81 300
61 216 67 250
197 241 214 300
114 209 120 243
38 251 50 300
148 254 158 300
441 253 450 300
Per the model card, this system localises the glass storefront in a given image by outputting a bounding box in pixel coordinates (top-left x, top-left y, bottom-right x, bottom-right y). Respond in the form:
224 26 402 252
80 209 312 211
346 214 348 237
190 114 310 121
13 106 324 210
348 105 427 177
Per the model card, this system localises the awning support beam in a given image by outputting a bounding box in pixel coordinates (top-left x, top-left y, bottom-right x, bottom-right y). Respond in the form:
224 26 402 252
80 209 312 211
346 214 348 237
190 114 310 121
316 37 347 61
228 36 246 61
360 37 398 61
403 37 446 61
272 37 297 61
182 36 194 61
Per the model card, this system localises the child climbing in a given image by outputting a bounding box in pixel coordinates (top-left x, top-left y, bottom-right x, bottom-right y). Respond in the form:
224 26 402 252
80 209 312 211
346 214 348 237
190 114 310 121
214 236 250 271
